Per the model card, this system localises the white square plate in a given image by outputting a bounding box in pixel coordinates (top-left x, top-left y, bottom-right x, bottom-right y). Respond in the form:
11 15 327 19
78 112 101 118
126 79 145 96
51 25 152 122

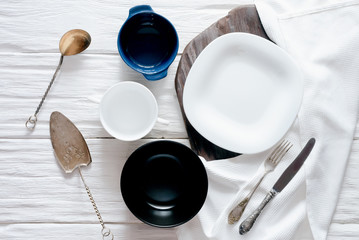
183 33 303 154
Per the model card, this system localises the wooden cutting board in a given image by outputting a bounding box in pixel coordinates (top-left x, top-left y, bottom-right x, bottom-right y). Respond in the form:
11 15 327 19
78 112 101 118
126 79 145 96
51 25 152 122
175 5 270 161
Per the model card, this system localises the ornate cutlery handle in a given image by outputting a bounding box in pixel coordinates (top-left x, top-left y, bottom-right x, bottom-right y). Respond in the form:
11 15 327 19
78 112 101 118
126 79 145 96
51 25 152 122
228 196 249 224
78 168 114 240
228 171 268 224
26 55 64 130
239 189 277 235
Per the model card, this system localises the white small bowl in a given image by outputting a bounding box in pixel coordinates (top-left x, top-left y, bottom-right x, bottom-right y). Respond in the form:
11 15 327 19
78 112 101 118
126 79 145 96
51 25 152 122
100 81 158 141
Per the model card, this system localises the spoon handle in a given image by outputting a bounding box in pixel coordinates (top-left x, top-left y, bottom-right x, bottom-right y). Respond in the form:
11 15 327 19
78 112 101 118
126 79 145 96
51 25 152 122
26 55 64 130
78 168 114 240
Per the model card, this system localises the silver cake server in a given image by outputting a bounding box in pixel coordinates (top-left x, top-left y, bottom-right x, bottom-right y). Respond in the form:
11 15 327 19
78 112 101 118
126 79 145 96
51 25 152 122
50 111 113 240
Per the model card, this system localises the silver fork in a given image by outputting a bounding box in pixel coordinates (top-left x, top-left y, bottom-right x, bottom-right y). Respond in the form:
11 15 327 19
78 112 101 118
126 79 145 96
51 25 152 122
228 139 293 224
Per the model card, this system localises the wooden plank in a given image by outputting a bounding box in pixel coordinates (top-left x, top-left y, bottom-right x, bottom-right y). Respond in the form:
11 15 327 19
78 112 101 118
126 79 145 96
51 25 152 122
1 222 358 240
330 141 359 223
328 223 359 239
175 5 269 160
0 0 253 54
0 54 186 139
328 140 359 239
0 223 177 240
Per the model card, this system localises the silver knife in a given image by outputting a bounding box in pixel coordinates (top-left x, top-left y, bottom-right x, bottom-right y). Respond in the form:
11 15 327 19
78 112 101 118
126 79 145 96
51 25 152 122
239 138 316 235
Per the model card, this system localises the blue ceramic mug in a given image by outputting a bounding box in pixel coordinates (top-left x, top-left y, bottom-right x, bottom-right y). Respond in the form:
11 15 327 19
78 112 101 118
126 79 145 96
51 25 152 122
117 5 179 81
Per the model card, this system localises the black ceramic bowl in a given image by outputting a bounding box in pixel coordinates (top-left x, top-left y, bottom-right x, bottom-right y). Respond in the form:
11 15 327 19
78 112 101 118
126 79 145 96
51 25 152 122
120 140 208 227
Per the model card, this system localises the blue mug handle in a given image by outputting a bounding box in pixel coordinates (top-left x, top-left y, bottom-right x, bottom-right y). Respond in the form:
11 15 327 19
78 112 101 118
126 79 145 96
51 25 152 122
128 5 153 18
143 70 168 81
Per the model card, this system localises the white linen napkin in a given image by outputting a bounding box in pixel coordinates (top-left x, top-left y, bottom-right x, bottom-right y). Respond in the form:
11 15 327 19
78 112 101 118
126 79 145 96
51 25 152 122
176 1 359 239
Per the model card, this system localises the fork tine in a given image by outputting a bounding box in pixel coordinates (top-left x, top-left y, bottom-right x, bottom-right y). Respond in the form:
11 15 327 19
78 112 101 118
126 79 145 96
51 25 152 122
273 141 293 164
269 139 286 160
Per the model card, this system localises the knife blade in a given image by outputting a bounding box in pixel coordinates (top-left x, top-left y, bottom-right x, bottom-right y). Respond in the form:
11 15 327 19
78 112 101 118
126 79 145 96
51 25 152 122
239 138 316 235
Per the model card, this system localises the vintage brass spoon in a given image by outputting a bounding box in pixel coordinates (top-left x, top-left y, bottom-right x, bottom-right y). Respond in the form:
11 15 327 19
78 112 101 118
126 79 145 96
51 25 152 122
26 29 91 130
50 111 113 240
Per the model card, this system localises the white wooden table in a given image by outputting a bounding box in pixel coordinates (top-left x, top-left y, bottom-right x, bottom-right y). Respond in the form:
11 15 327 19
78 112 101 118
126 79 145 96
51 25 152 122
1 1 358 239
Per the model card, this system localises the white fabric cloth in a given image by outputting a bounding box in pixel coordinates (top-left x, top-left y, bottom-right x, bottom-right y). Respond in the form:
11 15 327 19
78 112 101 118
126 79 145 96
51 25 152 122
177 1 359 239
